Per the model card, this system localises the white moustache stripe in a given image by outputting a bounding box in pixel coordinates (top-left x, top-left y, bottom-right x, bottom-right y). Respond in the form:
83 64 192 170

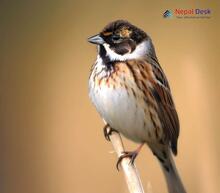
103 40 150 61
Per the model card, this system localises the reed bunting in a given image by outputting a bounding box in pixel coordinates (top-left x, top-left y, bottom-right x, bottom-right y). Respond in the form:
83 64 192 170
88 20 186 193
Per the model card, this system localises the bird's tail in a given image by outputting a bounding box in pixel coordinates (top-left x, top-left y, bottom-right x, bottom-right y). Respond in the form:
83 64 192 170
150 145 186 193
161 152 186 193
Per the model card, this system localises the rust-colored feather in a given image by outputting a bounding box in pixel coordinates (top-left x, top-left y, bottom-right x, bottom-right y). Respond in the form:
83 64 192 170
125 59 179 155
149 60 179 155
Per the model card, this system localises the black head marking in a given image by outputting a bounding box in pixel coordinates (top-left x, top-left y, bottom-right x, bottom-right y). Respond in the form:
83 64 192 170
99 20 148 56
101 20 148 44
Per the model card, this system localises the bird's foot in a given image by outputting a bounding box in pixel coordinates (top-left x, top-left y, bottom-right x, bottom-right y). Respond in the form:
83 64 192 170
103 124 119 141
116 151 138 170
116 143 144 170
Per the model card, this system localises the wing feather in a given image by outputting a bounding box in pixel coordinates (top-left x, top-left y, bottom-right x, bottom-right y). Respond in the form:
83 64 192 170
150 60 179 155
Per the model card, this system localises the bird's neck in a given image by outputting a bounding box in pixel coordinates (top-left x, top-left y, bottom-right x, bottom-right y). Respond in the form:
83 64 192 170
98 40 151 64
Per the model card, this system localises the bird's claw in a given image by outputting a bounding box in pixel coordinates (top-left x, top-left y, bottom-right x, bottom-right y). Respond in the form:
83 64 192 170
116 151 138 171
103 124 118 141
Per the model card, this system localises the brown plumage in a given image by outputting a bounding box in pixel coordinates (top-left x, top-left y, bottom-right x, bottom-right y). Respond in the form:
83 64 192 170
88 20 186 193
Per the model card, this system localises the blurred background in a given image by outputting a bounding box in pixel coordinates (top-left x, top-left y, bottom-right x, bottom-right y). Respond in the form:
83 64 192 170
0 0 219 193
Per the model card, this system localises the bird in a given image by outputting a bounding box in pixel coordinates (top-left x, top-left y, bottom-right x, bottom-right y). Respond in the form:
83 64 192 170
88 20 186 193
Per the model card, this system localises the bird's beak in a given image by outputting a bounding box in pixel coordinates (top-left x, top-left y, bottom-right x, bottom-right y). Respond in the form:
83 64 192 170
88 34 105 45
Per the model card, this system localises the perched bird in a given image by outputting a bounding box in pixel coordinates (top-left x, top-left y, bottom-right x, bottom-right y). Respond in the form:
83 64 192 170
88 20 186 193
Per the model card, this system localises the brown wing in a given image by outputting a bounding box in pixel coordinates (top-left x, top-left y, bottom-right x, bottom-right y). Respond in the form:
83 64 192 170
150 60 179 155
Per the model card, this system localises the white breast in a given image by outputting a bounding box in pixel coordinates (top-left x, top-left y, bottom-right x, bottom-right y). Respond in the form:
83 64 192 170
89 59 155 143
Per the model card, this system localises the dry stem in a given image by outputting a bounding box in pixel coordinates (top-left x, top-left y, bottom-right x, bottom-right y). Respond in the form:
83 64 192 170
106 126 145 193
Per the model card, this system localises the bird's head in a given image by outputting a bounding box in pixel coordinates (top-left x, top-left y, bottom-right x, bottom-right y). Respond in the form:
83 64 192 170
88 20 154 61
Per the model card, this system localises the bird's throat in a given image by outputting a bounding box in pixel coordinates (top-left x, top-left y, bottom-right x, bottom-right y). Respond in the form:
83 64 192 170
98 45 116 70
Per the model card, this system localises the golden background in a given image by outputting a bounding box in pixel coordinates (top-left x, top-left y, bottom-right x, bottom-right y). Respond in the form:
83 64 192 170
1 1 219 193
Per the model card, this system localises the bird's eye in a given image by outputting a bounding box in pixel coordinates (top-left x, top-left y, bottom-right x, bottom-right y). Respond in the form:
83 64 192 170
111 35 121 42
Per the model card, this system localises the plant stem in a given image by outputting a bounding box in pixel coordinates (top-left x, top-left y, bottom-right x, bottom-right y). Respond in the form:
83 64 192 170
106 126 145 193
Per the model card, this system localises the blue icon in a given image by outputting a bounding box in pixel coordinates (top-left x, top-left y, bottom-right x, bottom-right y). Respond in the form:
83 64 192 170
163 10 172 18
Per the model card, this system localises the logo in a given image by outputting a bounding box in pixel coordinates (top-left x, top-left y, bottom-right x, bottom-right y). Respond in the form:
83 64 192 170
163 10 172 18
163 8 211 19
